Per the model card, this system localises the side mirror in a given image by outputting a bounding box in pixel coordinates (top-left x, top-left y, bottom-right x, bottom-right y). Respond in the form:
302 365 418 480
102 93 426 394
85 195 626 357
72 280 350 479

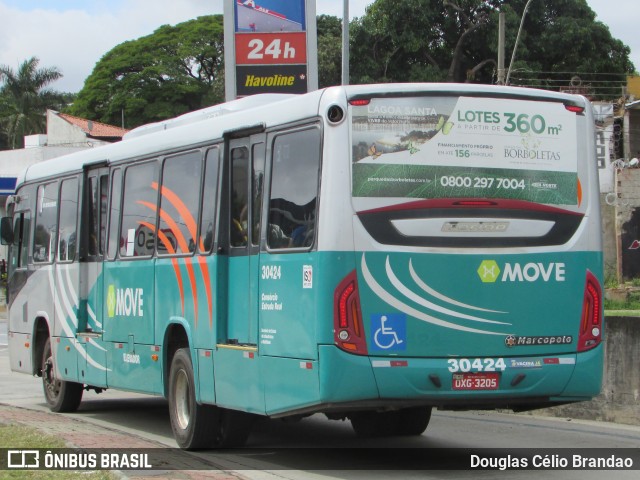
0 217 14 245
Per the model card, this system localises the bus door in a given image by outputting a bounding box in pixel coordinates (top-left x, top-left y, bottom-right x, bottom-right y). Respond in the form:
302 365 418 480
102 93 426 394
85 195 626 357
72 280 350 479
102 161 159 392
77 163 109 387
223 134 265 346
215 130 265 413
53 176 82 381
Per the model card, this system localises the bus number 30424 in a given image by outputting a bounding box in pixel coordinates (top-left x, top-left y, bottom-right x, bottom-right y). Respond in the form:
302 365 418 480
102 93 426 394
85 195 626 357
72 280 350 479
261 265 282 280
447 358 507 373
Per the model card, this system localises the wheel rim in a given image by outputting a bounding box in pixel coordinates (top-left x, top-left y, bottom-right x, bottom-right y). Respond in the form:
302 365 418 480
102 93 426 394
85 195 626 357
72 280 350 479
43 355 61 401
174 368 191 431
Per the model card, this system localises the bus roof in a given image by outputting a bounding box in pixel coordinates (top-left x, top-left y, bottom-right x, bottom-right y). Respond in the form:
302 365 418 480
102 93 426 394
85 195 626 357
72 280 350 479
21 90 325 184
19 83 588 186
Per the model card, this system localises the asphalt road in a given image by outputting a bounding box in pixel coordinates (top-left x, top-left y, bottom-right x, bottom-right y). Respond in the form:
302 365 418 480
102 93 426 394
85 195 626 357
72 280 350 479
1 320 639 479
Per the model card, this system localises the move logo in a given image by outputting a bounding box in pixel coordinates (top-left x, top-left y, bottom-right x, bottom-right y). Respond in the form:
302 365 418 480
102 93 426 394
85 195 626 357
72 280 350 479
478 260 566 283
477 260 500 283
107 284 145 317
107 285 116 318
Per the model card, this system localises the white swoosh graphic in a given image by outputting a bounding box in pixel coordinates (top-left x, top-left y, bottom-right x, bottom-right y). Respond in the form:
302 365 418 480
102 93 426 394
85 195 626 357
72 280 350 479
87 303 103 329
409 259 507 314
386 257 510 325
50 267 109 372
64 264 79 306
361 254 510 336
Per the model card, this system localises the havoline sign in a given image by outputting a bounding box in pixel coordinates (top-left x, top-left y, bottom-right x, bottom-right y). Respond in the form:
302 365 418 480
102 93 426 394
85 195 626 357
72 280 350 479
236 64 308 95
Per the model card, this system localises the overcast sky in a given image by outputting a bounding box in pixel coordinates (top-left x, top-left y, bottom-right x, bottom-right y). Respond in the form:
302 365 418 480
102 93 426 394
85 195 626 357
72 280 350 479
0 0 636 93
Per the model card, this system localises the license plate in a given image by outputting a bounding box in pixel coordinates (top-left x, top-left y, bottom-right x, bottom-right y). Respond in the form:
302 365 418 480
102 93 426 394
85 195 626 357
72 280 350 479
452 372 500 390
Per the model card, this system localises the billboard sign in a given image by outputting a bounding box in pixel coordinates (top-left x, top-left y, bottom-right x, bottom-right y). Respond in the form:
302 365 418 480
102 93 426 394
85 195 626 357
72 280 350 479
224 0 317 100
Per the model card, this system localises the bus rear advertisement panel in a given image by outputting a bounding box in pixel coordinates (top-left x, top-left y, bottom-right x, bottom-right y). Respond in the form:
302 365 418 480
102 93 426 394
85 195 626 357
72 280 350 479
351 96 580 205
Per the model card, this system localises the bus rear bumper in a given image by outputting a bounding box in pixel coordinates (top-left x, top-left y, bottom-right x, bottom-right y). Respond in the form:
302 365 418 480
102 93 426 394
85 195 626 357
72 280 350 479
550 343 604 400
318 345 602 411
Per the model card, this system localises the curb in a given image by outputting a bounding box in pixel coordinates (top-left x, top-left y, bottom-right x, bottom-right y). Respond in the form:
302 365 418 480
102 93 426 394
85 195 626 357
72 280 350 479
0 403 245 479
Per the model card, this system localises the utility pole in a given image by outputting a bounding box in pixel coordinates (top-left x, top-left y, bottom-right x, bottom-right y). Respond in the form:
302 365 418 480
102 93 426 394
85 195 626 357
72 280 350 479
342 0 350 85
506 0 535 85
497 12 505 85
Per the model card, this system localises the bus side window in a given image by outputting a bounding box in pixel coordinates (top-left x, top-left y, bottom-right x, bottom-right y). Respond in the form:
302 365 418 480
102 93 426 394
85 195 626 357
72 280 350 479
57 177 79 262
159 151 202 256
33 182 59 263
199 146 220 253
230 148 249 248
107 169 122 260
86 175 108 257
120 162 159 258
267 128 321 250
252 143 265 247
9 212 31 274
99 174 108 255
20 213 31 268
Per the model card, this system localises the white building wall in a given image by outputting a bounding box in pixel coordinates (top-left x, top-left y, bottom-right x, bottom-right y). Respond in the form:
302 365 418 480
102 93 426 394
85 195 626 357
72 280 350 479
0 146 89 178
47 110 110 147
0 110 120 272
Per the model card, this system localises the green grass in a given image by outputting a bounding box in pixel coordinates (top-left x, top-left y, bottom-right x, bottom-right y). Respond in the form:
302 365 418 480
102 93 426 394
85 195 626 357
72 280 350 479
0 424 116 479
604 295 640 313
605 310 640 317
604 283 640 316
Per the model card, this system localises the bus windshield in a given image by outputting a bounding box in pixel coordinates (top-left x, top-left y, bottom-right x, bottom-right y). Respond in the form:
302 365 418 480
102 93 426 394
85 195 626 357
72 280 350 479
351 95 581 207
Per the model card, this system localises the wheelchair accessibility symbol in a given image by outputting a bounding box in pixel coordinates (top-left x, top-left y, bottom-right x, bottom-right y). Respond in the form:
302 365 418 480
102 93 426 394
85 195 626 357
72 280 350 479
371 314 406 351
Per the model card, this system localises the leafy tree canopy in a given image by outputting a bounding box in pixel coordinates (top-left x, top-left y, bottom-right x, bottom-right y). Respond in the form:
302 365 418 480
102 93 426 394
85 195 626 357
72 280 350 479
348 0 634 98
0 57 67 149
69 15 224 129
317 15 343 88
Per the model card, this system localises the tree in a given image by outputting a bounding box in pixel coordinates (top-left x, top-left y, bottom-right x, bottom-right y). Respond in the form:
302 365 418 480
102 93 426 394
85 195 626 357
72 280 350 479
0 57 67 149
502 0 634 98
349 0 485 84
69 15 224 129
348 0 634 96
317 15 343 88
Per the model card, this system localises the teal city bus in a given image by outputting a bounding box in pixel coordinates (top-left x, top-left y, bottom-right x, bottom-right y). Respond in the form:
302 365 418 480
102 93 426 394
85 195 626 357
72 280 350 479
2 84 604 449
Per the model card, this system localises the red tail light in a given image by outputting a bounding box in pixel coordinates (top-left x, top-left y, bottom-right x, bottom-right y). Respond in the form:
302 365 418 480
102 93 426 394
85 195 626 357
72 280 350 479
578 271 602 352
334 270 368 355
565 104 585 114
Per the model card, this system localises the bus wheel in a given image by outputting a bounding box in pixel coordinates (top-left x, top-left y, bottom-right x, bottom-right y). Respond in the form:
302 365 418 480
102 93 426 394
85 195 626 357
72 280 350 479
349 411 398 437
41 338 83 413
169 348 218 449
395 406 432 436
211 409 255 448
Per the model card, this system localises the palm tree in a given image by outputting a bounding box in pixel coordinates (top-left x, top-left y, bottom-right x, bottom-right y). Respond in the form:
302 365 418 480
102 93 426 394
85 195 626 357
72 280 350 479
0 57 65 149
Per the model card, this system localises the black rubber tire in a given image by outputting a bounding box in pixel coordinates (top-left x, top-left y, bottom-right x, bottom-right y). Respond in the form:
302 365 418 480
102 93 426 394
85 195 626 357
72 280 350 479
395 406 432 436
212 409 256 448
350 407 432 437
41 338 83 413
350 410 399 437
168 348 219 449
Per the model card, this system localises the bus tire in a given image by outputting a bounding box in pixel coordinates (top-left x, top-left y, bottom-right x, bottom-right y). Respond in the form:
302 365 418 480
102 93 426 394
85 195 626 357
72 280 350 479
212 409 255 448
349 411 398 437
169 348 218 449
395 406 432 436
41 338 83 413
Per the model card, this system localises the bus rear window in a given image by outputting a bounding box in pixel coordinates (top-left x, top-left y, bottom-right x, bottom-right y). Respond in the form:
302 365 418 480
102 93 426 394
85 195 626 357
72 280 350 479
351 96 580 206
